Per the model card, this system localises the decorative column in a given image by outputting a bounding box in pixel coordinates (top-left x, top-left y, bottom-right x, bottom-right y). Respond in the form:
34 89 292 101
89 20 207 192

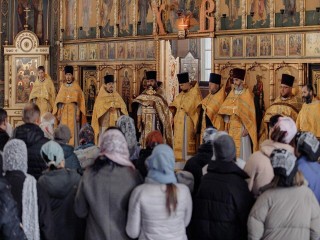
4 55 9 107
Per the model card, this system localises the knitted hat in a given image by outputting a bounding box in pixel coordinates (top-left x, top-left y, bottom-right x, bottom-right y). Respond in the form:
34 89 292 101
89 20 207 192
64 65 73 75
54 124 71 144
177 72 189 84
202 127 218 144
104 75 114 84
146 71 157 80
3 139 28 173
281 74 294 87
146 144 177 184
274 117 297 144
213 134 236 162
145 130 163 149
232 68 246 80
209 73 221 84
296 131 320 162
79 123 95 145
41 140 65 167
270 148 297 187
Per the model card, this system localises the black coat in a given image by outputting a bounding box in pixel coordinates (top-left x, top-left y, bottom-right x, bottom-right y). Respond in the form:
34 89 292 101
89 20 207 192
0 177 27 240
5 170 56 240
0 128 9 151
38 169 84 240
134 148 153 179
183 143 213 195
189 161 254 240
12 123 49 179
58 143 82 173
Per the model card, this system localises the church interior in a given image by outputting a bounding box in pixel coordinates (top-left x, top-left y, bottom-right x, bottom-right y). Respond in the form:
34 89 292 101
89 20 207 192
0 0 319 126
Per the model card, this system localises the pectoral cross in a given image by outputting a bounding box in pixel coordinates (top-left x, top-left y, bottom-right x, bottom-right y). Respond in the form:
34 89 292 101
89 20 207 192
24 7 31 30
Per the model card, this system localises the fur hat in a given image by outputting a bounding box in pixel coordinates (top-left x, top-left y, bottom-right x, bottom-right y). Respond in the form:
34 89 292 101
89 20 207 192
202 127 218 144
54 124 71 144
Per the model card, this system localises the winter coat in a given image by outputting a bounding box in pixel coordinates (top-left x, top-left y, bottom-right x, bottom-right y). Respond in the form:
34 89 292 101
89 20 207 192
0 177 27 240
189 161 254 240
38 168 84 240
248 185 320 240
126 179 192 240
134 148 153 179
58 143 82 172
244 140 294 197
183 143 213 195
12 123 49 179
74 164 142 240
297 155 320 203
4 170 56 240
0 128 9 151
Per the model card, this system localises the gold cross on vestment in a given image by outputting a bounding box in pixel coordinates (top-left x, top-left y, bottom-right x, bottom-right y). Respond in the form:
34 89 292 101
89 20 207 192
24 7 31 29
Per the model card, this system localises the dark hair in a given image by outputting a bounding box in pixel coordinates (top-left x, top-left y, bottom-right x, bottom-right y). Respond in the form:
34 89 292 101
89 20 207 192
22 103 40 123
0 108 8 125
270 126 288 144
269 114 282 129
91 155 121 174
37 66 45 71
304 84 314 93
166 183 178 216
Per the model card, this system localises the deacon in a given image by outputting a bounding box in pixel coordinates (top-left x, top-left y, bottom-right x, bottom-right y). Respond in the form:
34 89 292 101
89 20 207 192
133 70 173 148
259 73 302 143
92 74 128 143
218 68 257 161
296 84 320 138
199 73 225 141
170 72 203 162
29 65 56 116
53 66 86 146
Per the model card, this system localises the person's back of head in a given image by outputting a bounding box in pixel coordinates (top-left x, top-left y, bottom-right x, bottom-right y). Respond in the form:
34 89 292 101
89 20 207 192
40 112 55 140
213 134 237 162
0 108 7 127
295 131 320 162
41 140 65 171
145 130 163 149
270 117 297 145
54 124 71 144
22 103 40 124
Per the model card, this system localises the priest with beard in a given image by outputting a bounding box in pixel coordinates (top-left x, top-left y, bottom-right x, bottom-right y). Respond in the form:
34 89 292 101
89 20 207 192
199 73 225 141
92 74 128 143
296 84 320 138
218 68 257 161
259 73 302 144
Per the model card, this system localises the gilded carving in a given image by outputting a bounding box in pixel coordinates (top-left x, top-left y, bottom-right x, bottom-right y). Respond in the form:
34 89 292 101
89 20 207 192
198 0 215 33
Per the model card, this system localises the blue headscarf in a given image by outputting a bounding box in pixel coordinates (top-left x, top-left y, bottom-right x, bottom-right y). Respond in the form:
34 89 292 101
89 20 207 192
146 144 177 184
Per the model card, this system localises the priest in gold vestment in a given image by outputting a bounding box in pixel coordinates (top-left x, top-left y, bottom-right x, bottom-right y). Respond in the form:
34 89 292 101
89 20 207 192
53 66 86 146
92 75 128 143
199 73 225 141
170 72 202 162
218 68 257 161
133 71 173 148
259 74 302 143
296 84 320 138
29 66 56 116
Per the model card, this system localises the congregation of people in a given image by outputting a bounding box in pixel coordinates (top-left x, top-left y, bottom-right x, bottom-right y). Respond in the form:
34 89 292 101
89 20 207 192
1 64 320 240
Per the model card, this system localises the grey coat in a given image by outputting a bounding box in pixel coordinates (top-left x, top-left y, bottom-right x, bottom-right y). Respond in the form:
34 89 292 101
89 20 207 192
74 164 142 240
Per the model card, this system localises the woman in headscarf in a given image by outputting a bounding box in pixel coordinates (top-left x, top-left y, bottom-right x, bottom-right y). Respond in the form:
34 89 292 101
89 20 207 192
3 139 55 240
74 124 100 169
74 128 142 240
38 141 84 240
116 115 140 161
244 116 296 197
295 131 320 202
248 148 320 240
134 130 163 178
126 144 192 240
39 112 55 140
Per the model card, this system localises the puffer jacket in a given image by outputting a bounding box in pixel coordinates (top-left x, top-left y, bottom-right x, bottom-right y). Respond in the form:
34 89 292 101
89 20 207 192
244 140 294 197
248 185 320 240
0 177 27 240
12 123 49 179
189 160 254 240
126 178 192 240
